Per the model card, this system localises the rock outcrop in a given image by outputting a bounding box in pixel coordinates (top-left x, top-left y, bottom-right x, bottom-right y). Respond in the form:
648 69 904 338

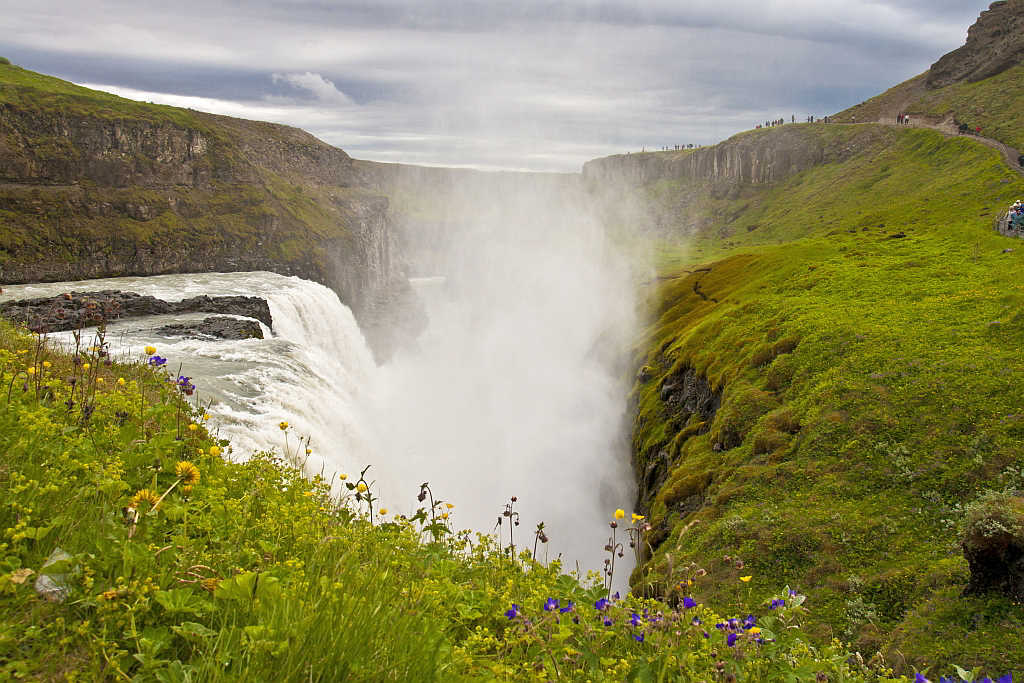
927 0 1024 89
158 316 264 340
0 290 272 333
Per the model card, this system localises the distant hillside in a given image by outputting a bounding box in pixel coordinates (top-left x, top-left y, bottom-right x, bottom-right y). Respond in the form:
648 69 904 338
835 1 1024 151
0 63 421 358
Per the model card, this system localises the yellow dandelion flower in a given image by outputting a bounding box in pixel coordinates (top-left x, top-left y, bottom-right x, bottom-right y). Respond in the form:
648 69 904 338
614 509 625 520
144 346 156 356
303 491 314 497
83 363 90 370
279 421 289 430
182 485 194 496
25 367 35 375
42 361 51 368
357 483 367 493
445 503 455 509
188 423 198 432
209 446 221 457
16 349 27 354
203 413 211 421
174 461 200 486
117 377 126 386
130 488 160 509
740 576 752 583
631 513 645 523
196 448 205 455
378 508 388 515
749 627 761 634
339 474 348 481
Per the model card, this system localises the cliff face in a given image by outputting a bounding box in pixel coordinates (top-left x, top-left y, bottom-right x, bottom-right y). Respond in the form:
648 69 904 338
580 124 887 191
0 65 420 358
927 0 1024 89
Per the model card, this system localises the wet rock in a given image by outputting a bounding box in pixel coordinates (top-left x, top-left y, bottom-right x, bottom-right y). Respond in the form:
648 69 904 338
158 316 264 340
0 290 272 333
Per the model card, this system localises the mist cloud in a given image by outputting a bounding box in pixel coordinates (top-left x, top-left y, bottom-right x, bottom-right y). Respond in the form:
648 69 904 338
0 0 993 170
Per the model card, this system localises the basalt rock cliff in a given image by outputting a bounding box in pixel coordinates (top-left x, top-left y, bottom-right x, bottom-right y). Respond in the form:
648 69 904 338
0 65 421 360
927 0 1024 89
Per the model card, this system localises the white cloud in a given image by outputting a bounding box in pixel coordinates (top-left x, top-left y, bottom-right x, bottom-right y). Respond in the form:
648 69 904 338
271 72 355 104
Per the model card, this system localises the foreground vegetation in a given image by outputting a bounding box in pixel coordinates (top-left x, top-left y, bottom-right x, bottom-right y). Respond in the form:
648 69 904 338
0 316 995 681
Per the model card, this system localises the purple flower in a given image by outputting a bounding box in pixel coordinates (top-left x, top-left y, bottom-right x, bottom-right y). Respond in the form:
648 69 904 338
691 616 702 626
727 633 738 647
595 598 610 611
630 612 642 627
634 632 644 643
996 676 1013 683
769 598 786 610
715 622 727 631
915 675 930 683
505 604 520 619
543 598 559 612
742 614 757 630
612 591 620 601
603 616 613 627
559 601 574 613
702 631 710 638
682 596 697 609
148 355 167 367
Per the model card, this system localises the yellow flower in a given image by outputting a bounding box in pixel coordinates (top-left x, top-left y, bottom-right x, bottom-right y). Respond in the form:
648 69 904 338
614 509 625 520
305 448 312 454
200 578 220 593
130 488 160 509
144 346 156 356
740 576 752 583
96 377 104 384
83 363 90 370
188 423 198 432
378 508 389 515
631 513 645 523
357 483 367 493
182 485 194 496
42 361 51 368
203 413 211 421
441 512 449 520
196 448 205 455
279 421 289 431
101 589 120 601
445 503 455 509
209 446 221 457
117 377 126 386
303 491 314 497
25 367 35 375
339 474 348 481
16 349 26 354
174 461 200 486
749 627 761 634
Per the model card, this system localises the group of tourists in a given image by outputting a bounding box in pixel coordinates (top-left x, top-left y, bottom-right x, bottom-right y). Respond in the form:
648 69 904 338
897 113 912 125
1009 201 1024 231
754 115 831 130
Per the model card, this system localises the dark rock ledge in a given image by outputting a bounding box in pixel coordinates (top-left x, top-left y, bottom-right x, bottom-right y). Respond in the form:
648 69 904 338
0 290 273 335
157 316 264 340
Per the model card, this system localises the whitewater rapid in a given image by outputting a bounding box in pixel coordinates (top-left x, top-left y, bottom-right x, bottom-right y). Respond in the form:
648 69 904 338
0 264 637 584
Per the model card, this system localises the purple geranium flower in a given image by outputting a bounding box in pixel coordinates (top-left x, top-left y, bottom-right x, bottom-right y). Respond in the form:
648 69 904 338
603 616 613 627
630 612 642 627
683 596 697 609
148 355 167 367
634 632 644 643
691 616 702 626
560 601 574 613
742 614 757 630
727 633 738 647
915 674 930 683
769 598 785 610
543 598 559 612
595 598 610 611
505 604 520 619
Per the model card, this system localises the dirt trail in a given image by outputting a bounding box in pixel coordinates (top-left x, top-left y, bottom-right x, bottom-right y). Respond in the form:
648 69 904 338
873 115 1024 177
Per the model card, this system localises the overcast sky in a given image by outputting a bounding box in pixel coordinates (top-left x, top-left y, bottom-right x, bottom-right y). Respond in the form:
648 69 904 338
0 0 993 172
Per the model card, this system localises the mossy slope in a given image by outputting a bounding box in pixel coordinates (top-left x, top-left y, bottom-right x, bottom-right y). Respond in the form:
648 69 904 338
626 120 1024 672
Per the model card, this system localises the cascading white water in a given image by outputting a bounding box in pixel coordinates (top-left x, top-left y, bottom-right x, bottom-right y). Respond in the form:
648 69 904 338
0 273 380 484
0 215 642 586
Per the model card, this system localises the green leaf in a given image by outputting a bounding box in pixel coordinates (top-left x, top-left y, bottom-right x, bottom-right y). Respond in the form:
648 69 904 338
954 665 974 682
154 588 209 616
214 572 280 601
171 622 218 642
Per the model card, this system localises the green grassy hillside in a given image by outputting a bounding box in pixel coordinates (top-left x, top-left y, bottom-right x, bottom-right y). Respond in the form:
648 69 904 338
626 121 1024 672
